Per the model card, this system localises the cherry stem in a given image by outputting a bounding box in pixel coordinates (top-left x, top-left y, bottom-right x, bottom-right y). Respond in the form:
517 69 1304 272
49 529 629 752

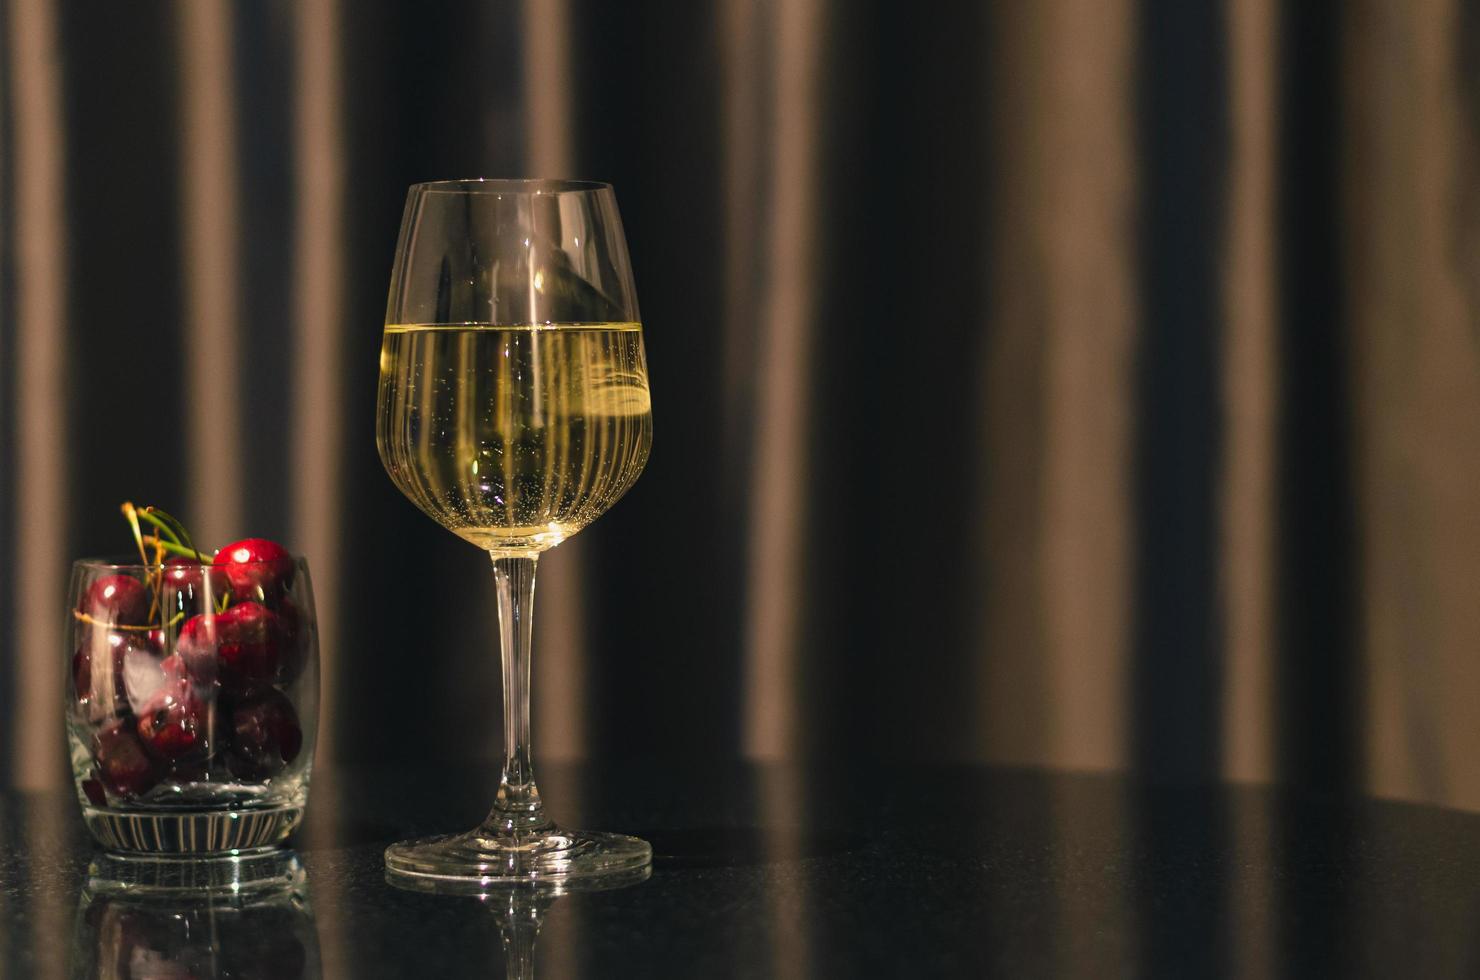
148 539 165 620
72 609 184 630
120 502 150 567
141 535 209 560
144 507 202 558
134 509 181 546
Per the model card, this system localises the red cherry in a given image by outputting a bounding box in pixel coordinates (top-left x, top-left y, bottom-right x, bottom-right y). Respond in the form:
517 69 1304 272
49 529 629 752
72 647 89 699
173 614 222 688
214 602 285 694
73 631 151 721
135 658 215 763
178 603 285 695
213 538 294 603
94 718 160 797
81 575 149 626
81 775 108 807
224 689 303 780
161 557 228 614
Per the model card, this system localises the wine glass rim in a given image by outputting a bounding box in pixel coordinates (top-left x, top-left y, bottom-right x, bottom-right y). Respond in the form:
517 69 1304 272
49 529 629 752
72 555 308 570
409 178 613 195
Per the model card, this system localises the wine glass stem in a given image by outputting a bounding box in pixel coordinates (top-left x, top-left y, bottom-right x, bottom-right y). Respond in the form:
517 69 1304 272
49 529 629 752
486 554 552 836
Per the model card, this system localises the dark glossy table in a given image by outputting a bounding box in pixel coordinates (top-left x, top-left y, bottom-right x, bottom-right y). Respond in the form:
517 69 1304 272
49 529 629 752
4 761 1480 978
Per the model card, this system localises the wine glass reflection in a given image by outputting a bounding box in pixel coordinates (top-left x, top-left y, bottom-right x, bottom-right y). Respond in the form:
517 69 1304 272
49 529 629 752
388 863 651 979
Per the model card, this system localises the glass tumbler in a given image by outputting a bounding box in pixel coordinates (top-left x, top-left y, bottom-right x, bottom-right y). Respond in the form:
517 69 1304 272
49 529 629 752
65 556 318 853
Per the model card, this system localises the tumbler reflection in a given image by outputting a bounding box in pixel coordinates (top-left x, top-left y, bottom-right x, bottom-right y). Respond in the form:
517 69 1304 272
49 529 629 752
72 850 320 978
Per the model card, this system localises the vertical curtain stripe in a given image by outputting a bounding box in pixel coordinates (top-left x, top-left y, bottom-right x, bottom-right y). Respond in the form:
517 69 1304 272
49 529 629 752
0 7 9 793
720 0 762 466
289 3 348 974
175 0 243 548
1273 0 1358 792
1038 0 1138 771
8 0 68 790
514 10 587 962
1221 0 1279 785
522 0 586 762
1349 0 1480 809
975 5 1052 765
290 0 345 767
521 0 574 181
1222 5 1281 977
1400 0 1480 808
741 0 825 760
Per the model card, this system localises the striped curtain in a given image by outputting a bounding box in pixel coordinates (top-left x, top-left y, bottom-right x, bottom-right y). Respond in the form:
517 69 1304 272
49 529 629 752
3 0 1480 814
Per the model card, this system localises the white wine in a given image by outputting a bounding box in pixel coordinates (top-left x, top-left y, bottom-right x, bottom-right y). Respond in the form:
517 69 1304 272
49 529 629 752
376 323 652 553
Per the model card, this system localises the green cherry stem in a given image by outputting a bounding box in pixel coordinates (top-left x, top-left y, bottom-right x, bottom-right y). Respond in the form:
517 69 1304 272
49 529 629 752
141 535 210 560
120 502 150 567
144 507 201 557
134 509 182 547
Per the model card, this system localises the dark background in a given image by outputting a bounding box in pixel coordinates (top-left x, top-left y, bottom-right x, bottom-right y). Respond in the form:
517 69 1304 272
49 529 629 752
4 0 1480 810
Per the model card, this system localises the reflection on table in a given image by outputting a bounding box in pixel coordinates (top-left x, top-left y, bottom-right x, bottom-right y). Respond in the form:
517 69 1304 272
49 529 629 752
5 762 1480 977
72 850 320 979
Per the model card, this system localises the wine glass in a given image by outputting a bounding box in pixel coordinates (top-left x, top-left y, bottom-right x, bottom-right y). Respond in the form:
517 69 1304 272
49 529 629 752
375 179 653 886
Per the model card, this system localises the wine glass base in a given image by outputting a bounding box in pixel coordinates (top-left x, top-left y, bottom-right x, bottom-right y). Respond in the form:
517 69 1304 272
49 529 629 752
385 826 652 893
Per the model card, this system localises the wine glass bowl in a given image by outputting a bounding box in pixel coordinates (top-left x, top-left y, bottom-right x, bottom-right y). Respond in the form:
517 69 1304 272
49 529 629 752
375 179 653 885
376 322 651 554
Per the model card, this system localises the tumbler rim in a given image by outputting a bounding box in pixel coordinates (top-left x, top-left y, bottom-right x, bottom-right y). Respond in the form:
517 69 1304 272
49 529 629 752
71 554 309 571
